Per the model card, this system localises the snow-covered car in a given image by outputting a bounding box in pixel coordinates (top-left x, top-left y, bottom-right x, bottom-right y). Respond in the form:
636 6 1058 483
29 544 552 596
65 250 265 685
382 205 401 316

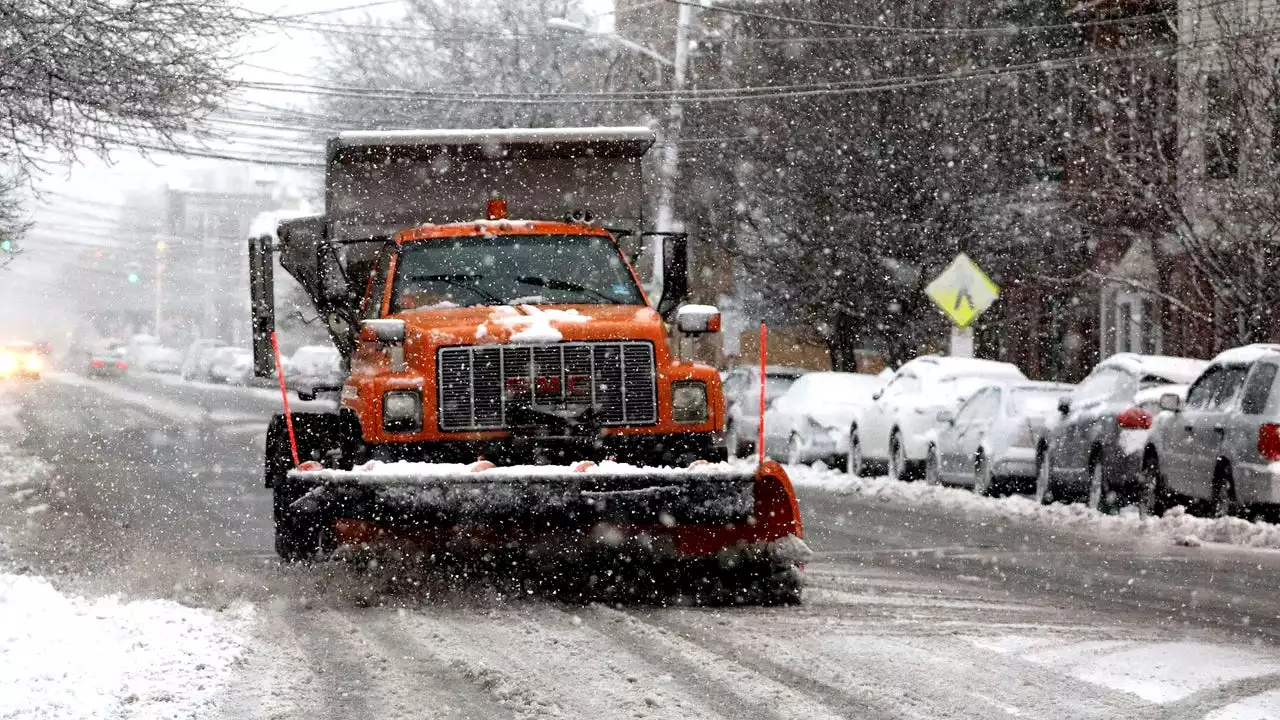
136 345 183 374
206 347 253 384
763 371 888 465
722 364 808 457
1143 344 1280 518
1036 353 1207 511
849 356 1027 480
0 342 45 380
181 339 222 382
926 380 1075 495
287 345 343 393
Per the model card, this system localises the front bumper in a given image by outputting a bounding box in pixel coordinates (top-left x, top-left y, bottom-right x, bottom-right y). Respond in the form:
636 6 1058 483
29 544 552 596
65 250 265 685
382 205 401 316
368 431 727 467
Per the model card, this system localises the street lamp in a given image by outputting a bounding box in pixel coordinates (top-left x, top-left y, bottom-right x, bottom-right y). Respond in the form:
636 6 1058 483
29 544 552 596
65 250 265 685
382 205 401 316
548 8 693 291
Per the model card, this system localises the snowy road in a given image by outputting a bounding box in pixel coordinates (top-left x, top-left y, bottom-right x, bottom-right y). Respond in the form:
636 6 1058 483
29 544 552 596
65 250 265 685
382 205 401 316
5 375 1280 718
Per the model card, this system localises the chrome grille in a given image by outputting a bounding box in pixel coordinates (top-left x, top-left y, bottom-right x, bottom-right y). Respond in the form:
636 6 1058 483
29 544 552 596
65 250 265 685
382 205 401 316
437 342 657 431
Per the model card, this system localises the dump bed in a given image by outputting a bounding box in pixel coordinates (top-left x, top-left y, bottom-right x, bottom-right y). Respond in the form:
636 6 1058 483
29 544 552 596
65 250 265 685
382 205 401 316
325 126 655 244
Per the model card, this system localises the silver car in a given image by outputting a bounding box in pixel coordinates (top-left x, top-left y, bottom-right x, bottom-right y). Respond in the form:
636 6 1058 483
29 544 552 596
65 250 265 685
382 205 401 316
926 380 1075 495
1143 344 1280 518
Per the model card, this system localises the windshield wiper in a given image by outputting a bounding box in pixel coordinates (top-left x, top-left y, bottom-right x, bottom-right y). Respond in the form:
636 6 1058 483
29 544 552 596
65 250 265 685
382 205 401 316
404 274 504 305
515 276 619 304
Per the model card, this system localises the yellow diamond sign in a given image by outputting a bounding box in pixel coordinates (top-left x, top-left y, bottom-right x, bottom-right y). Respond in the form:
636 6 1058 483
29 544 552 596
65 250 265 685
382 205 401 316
925 253 999 329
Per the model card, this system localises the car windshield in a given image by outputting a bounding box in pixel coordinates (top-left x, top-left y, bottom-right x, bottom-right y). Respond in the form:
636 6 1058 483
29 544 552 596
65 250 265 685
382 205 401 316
1010 388 1067 418
392 234 644 310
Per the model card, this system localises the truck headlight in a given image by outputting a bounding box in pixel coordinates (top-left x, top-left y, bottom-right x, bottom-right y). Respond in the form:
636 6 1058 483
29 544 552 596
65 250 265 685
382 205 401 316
382 390 422 433
672 381 708 424
0 352 14 376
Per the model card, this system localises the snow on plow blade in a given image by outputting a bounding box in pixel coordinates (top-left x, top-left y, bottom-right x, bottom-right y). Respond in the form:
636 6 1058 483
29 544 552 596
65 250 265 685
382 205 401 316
285 459 806 560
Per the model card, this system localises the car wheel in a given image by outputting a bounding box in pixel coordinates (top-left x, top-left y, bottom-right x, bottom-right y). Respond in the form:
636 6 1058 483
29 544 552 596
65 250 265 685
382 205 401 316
846 430 865 476
1087 455 1112 513
973 452 995 497
1138 453 1167 519
786 434 804 466
1035 447 1054 505
889 432 906 482
1213 466 1239 519
925 447 941 486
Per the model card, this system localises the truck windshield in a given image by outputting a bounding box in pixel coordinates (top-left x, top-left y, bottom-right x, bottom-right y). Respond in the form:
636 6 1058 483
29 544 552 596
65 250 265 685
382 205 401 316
392 234 645 310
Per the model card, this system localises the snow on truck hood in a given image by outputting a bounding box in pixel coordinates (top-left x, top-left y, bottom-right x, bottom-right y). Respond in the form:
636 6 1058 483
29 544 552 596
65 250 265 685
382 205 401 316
399 304 664 346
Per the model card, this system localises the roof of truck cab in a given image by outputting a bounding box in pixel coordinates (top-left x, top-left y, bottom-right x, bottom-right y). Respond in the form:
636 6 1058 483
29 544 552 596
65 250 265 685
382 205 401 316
395 220 614 244
333 126 655 149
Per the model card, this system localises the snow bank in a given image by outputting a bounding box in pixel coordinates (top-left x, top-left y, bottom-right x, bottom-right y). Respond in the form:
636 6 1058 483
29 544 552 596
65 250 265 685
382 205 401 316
789 464 1280 551
0 573 249 719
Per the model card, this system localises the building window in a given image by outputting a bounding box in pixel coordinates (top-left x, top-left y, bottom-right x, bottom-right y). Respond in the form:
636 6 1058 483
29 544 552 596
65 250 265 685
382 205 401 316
1206 73 1240 179
1102 289 1162 356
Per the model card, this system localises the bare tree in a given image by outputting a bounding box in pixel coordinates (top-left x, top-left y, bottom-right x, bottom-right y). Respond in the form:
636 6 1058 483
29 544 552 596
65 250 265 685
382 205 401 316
1100 1 1280 348
312 0 643 130
0 0 247 256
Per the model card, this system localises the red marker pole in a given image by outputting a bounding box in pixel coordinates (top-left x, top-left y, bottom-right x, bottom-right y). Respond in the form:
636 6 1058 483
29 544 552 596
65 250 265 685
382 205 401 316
270 331 301 467
759 322 767 465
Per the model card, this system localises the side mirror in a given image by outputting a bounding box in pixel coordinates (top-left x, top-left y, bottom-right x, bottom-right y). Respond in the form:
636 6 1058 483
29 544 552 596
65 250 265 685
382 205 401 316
298 384 342 402
361 319 406 344
1057 397 1072 416
676 304 721 335
654 233 689 322
1159 393 1182 412
872 390 883 401
937 409 956 425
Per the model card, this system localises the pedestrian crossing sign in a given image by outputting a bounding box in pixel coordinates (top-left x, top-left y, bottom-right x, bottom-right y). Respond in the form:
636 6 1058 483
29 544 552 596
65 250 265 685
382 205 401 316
925 253 999 329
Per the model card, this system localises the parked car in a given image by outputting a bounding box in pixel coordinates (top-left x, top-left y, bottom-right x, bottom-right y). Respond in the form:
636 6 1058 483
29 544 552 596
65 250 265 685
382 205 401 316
206 347 253 384
137 345 183 374
722 364 808 457
181 339 222 381
926 380 1076 495
1036 353 1208 510
87 346 129 379
762 371 888 465
1143 344 1280 518
287 345 343 393
850 356 1027 480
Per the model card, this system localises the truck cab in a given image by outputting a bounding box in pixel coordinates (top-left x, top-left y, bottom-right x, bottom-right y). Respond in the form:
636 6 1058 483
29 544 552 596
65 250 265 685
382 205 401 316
342 216 725 466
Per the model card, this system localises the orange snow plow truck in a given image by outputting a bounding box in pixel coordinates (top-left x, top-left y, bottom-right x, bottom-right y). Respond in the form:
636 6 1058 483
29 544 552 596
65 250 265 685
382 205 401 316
248 127 806 603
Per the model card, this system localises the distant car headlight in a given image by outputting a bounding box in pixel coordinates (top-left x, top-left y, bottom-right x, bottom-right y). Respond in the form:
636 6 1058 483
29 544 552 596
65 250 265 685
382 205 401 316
23 354 41 373
672 381 708 424
0 353 15 376
382 390 422 433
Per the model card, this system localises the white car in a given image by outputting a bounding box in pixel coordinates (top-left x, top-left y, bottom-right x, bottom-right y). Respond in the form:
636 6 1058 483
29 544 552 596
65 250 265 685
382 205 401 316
849 356 1027 480
207 347 253 384
181 339 221 381
763 372 888 465
926 380 1075 495
288 345 343 391
721 365 808 457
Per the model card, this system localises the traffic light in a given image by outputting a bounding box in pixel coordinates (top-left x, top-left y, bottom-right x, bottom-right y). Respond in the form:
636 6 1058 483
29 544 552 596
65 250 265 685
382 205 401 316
1 239 11 252
127 271 140 284
125 261 140 284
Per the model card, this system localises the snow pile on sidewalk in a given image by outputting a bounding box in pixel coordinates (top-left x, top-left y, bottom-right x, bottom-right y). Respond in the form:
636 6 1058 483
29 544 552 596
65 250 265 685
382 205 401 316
0 572 250 719
789 464 1280 551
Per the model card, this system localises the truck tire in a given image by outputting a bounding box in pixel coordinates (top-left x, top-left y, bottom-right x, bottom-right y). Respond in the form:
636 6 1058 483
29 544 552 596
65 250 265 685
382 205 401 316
273 484 328 562
263 412 353 562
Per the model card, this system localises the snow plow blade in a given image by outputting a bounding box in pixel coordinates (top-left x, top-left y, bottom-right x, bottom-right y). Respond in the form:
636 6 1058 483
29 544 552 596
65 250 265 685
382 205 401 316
285 459 804 558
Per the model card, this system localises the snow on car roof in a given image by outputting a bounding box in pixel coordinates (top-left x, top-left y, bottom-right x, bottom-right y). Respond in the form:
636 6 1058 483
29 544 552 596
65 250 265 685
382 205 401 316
1210 344 1280 367
901 355 1026 380
1100 353 1208 384
791 371 885 395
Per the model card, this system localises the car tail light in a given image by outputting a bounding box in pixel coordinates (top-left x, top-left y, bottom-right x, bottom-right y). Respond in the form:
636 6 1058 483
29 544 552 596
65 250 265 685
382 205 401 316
116 361 128 369
1117 407 1152 430
1259 424 1280 462
91 360 105 368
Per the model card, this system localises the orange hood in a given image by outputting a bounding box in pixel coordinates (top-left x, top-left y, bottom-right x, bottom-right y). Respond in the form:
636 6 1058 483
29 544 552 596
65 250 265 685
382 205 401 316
398 304 666 349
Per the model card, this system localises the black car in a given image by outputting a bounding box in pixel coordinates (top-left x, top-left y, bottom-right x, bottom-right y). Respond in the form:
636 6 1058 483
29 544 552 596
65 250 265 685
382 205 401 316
1036 353 1206 510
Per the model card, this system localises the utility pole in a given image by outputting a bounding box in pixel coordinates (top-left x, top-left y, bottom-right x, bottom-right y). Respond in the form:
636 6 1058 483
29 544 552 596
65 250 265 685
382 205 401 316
154 240 167 339
652 1 692 291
